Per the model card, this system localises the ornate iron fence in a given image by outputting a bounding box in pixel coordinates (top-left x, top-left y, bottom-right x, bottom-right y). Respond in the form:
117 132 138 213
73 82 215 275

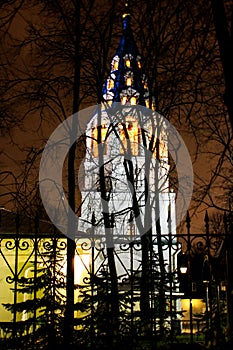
0 209 231 349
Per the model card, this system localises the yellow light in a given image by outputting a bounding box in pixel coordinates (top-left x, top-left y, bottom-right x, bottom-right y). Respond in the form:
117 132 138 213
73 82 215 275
137 61 141 68
181 299 205 316
180 266 188 274
112 60 119 71
125 59 131 68
126 77 132 86
74 254 90 285
120 117 139 156
107 79 114 89
91 125 108 157
221 282 227 291
123 3 130 18
121 96 127 105
130 97 137 105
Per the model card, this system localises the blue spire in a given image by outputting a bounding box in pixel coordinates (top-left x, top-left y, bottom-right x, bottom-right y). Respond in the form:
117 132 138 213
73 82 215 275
116 14 139 58
102 13 151 107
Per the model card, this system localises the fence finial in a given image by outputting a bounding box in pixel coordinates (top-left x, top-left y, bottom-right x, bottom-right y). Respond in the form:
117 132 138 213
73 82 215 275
205 210 209 234
186 211 191 228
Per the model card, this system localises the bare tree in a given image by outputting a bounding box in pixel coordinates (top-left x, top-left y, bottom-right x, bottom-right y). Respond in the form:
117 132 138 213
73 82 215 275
210 0 233 132
1 0 233 347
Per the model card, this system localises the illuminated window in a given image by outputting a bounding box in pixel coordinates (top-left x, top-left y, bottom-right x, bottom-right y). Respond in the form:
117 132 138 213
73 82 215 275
119 117 139 155
130 97 137 105
91 125 108 158
125 59 131 68
127 222 135 236
126 77 132 86
121 96 127 105
91 127 97 158
112 58 119 71
138 128 142 155
137 61 141 68
107 79 114 90
152 101 156 110
145 99 150 108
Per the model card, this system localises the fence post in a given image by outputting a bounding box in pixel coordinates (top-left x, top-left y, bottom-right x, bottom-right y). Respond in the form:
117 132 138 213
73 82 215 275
186 211 193 344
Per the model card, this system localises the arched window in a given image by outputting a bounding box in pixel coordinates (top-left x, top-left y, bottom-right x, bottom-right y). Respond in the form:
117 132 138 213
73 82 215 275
111 56 119 71
126 77 132 86
130 97 137 105
107 78 114 90
121 96 127 105
119 117 139 156
128 221 135 237
125 59 131 68
91 125 108 158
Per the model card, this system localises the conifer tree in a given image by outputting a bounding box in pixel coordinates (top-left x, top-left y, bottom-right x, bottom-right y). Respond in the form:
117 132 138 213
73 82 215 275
3 236 66 349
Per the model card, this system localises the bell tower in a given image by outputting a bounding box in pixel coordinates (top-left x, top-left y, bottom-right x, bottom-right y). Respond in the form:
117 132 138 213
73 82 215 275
79 9 176 246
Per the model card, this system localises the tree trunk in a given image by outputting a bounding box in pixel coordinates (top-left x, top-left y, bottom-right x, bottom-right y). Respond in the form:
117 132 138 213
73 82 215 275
97 106 119 343
210 0 233 132
64 1 81 346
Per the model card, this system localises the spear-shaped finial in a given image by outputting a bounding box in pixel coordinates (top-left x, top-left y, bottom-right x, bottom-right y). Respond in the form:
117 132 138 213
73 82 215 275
204 210 209 235
186 210 191 229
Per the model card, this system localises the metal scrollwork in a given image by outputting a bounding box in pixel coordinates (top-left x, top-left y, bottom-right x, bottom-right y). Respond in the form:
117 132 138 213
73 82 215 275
83 276 91 285
95 240 105 251
119 243 131 251
57 240 67 251
18 240 30 251
80 240 91 251
42 240 53 251
133 241 141 251
6 275 14 284
5 240 16 250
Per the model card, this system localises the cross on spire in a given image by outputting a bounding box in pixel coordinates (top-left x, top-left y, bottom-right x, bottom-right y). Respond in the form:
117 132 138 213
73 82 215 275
123 1 130 18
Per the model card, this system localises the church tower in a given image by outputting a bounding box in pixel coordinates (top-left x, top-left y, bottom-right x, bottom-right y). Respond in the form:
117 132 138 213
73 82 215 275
79 10 176 254
102 13 151 108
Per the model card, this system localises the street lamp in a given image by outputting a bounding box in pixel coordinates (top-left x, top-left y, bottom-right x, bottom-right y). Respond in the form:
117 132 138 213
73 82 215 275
179 253 188 275
178 252 193 343
180 265 188 275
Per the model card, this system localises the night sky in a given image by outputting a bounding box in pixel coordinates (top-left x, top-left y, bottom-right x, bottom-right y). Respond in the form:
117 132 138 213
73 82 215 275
0 0 232 233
